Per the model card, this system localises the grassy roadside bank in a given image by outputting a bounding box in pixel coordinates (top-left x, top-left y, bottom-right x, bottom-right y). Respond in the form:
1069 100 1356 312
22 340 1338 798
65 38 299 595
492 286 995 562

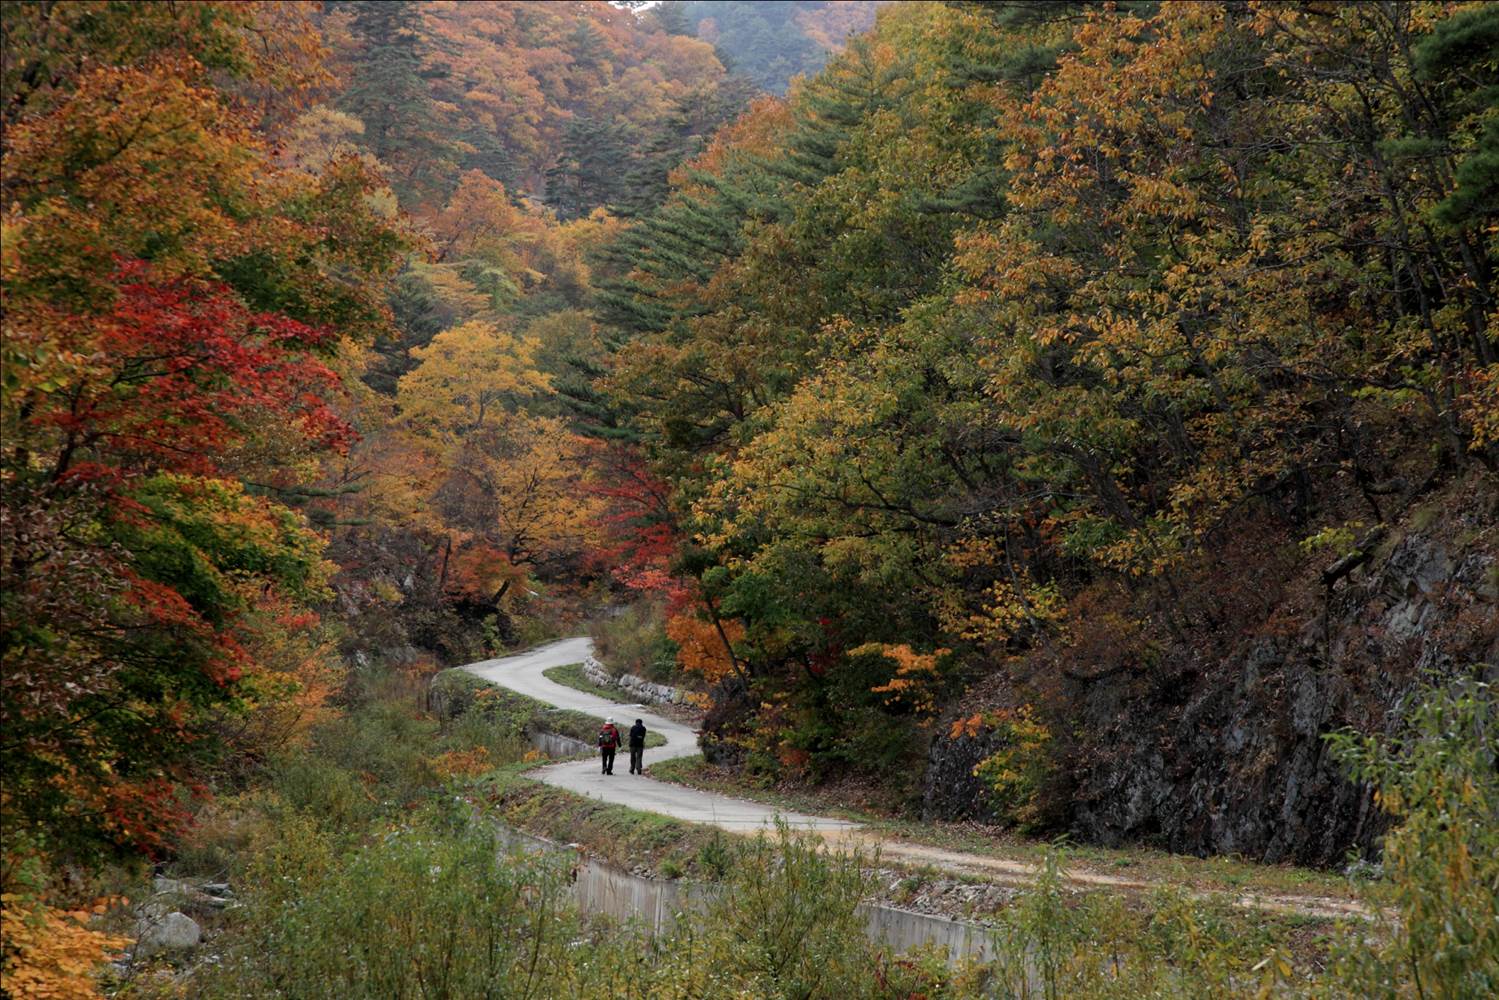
542 661 639 704
542 661 707 726
475 761 728 880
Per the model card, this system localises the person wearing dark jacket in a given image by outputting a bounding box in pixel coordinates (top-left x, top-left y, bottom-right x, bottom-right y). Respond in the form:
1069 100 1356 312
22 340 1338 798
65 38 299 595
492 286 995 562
598 717 620 775
628 719 647 774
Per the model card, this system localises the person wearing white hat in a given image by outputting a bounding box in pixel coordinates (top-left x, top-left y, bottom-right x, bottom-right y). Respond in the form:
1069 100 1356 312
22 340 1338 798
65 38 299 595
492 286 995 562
597 717 621 775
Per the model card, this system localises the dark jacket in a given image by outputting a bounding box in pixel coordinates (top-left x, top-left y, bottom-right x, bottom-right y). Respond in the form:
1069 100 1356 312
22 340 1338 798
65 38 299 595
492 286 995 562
628 722 647 749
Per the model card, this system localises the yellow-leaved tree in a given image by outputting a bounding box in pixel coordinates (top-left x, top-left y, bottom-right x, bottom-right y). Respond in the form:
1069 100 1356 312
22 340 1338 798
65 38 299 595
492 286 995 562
393 321 603 602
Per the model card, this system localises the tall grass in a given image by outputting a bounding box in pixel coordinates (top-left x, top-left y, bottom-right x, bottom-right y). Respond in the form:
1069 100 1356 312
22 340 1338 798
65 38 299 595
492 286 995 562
672 827 932 997
1323 676 1498 998
205 818 596 999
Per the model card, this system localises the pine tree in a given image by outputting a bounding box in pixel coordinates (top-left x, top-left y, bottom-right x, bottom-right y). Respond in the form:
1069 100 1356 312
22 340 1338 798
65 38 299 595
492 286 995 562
363 270 456 395
337 0 452 203
616 78 755 218
546 115 637 219
776 34 900 184
650 2 694 39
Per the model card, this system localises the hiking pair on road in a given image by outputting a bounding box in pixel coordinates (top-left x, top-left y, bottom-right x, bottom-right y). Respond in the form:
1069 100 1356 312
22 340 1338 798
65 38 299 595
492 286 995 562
597 717 647 775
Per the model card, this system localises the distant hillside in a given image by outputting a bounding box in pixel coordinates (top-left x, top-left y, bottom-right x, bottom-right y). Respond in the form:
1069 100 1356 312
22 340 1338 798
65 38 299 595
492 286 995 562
659 1 882 94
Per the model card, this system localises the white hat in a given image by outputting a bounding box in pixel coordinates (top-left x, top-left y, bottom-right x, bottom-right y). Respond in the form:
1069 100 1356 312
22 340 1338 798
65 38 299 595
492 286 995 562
606 717 614 724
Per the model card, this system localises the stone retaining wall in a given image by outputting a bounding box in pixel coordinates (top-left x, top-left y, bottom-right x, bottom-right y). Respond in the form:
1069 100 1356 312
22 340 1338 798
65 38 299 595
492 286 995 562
583 655 689 706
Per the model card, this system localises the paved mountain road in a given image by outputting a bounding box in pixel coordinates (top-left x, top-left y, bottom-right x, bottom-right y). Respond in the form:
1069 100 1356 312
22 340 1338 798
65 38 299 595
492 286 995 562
465 638 1371 921
464 637 859 835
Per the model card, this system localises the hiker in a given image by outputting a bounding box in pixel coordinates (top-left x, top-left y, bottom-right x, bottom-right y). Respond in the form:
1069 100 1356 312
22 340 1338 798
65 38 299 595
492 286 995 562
628 718 647 774
598 717 620 775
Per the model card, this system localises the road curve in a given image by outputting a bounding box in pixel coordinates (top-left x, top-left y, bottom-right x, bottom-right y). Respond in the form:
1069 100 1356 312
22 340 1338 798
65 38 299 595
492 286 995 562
464 639 1373 920
464 637 860 835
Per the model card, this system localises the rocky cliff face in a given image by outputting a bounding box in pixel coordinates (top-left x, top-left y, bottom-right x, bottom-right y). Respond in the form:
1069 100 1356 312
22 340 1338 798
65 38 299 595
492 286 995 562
925 482 1499 866
922 728 1009 825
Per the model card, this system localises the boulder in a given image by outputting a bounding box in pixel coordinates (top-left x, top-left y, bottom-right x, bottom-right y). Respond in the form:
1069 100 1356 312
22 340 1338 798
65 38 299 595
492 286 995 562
133 911 201 958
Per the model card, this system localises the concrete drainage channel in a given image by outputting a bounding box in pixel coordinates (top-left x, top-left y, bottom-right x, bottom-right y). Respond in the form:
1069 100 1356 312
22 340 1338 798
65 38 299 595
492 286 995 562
527 730 591 758
492 812 1001 969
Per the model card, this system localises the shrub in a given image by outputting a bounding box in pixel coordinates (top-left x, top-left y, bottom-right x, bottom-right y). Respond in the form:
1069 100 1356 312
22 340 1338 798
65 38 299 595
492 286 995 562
269 756 380 832
0 894 130 1000
442 704 527 761
426 668 493 722
696 832 732 880
590 601 678 681
1325 674 1499 998
259 676 528 839
979 852 1311 998
171 797 262 880
205 818 606 998
294 703 440 807
660 825 948 998
971 706 1056 829
507 609 562 650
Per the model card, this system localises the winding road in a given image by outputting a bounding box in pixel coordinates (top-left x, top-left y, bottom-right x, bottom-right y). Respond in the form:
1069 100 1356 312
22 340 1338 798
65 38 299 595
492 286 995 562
465 638 1371 920
464 637 860 835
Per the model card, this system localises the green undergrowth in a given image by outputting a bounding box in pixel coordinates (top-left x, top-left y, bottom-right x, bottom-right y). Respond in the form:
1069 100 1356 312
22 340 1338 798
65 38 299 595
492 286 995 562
162 666 954 997
649 756 1364 904
473 761 725 878
137 666 1492 999
543 661 640 704
465 761 1352 982
430 667 665 747
471 760 1337 932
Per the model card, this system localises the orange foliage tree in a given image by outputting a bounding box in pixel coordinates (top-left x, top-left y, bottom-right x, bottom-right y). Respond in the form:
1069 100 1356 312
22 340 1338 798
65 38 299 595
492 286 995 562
0 895 130 1000
1 1 408 863
666 613 745 685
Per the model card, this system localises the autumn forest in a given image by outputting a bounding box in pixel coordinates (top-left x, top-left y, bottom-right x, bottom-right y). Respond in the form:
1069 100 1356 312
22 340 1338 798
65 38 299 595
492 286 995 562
2 1 1496 996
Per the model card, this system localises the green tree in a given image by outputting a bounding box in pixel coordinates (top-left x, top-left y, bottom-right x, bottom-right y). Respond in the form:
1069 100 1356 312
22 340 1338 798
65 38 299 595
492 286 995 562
546 115 639 220
337 0 453 202
589 0 1499 786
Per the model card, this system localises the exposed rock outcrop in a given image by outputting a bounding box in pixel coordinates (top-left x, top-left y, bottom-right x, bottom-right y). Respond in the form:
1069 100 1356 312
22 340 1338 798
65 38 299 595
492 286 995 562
922 729 1007 824
925 484 1499 866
